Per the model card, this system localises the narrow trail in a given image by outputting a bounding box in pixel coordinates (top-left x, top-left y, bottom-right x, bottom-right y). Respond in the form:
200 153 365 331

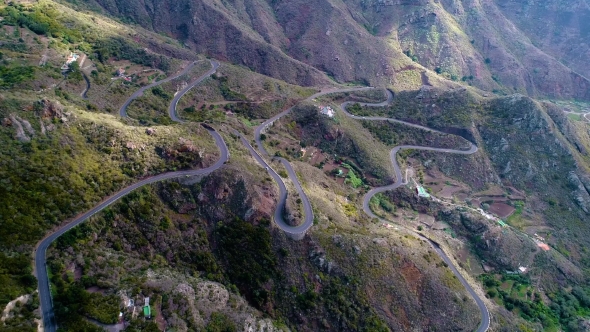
36 59 225 332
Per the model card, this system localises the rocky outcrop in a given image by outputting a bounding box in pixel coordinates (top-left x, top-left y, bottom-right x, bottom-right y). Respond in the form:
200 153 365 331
568 171 590 214
35 98 64 119
9 114 30 142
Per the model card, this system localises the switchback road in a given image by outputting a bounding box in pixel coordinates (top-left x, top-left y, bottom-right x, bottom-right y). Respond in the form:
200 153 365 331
37 71 489 331
253 87 375 238
235 131 313 238
339 90 489 332
254 86 488 331
119 61 202 118
37 59 225 332
169 60 219 122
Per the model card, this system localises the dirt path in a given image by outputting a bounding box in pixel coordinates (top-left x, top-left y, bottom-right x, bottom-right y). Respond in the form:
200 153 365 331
1 294 31 322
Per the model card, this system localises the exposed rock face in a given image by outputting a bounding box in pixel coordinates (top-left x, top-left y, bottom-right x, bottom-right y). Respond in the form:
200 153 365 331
17 116 35 136
177 137 197 153
159 167 276 224
9 114 30 142
568 171 590 214
36 98 64 119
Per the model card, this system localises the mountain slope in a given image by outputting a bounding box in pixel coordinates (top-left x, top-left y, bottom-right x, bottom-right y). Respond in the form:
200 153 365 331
75 0 590 100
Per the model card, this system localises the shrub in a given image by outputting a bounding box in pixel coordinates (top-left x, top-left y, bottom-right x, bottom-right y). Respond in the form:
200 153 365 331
206 312 236 332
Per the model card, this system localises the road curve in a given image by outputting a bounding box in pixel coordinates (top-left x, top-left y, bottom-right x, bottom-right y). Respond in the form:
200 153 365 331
37 59 226 332
339 91 489 332
253 87 375 237
118 61 201 118
81 72 90 99
169 60 219 122
235 131 313 236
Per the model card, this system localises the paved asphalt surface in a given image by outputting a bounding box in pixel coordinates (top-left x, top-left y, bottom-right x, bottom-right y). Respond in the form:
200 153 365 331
81 72 90 99
252 87 375 237
118 60 201 118
36 59 224 332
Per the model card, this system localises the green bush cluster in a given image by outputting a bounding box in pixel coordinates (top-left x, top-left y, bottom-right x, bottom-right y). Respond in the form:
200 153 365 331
215 76 247 101
214 218 277 308
481 273 590 331
206 312 237 332
94 37 171 72
345 168 363 188
182 105 226 123
0 3 82 42
292 275 390 331
51 280 118 331
0 65 35 88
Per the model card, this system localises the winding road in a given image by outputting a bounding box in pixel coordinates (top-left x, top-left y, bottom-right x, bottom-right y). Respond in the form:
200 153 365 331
169 60 220 122
252 87 489 332
338 90 489 332
36 59 224 332
235 131 313 239
81 72 90 99
36 60 489 332
119 60 203 118
252 87 378 238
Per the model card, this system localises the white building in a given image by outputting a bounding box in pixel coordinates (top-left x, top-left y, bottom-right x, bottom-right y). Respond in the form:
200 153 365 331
319 106 335 118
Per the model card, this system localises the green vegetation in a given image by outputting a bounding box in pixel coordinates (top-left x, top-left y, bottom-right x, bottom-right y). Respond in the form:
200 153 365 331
0 3 82 43
345 167 363 188
215 218 277 308
0 66 35 88
181 104 226 123
51 280 119 330
369 193 396 214
567 113 583 121
294 274 390 331
481 273 590 331
0 96 209 309
506 201 525 228
215 76 247 101
206 312 237 332
94 37 171 72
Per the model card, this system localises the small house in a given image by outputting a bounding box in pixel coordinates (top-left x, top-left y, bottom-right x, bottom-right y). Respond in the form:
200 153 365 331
319 106 335 118
116 68 126 77
61 52 79 71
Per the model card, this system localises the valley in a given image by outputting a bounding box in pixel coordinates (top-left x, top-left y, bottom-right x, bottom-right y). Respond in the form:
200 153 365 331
2 0 590 331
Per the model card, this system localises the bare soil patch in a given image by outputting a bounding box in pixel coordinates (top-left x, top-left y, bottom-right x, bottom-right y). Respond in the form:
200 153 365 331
439 185 464 199
489 202 515 219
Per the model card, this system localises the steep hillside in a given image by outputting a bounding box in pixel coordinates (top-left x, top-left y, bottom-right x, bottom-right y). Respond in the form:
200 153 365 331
494 0 590 80
3 1 590 331
70 0 590 100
